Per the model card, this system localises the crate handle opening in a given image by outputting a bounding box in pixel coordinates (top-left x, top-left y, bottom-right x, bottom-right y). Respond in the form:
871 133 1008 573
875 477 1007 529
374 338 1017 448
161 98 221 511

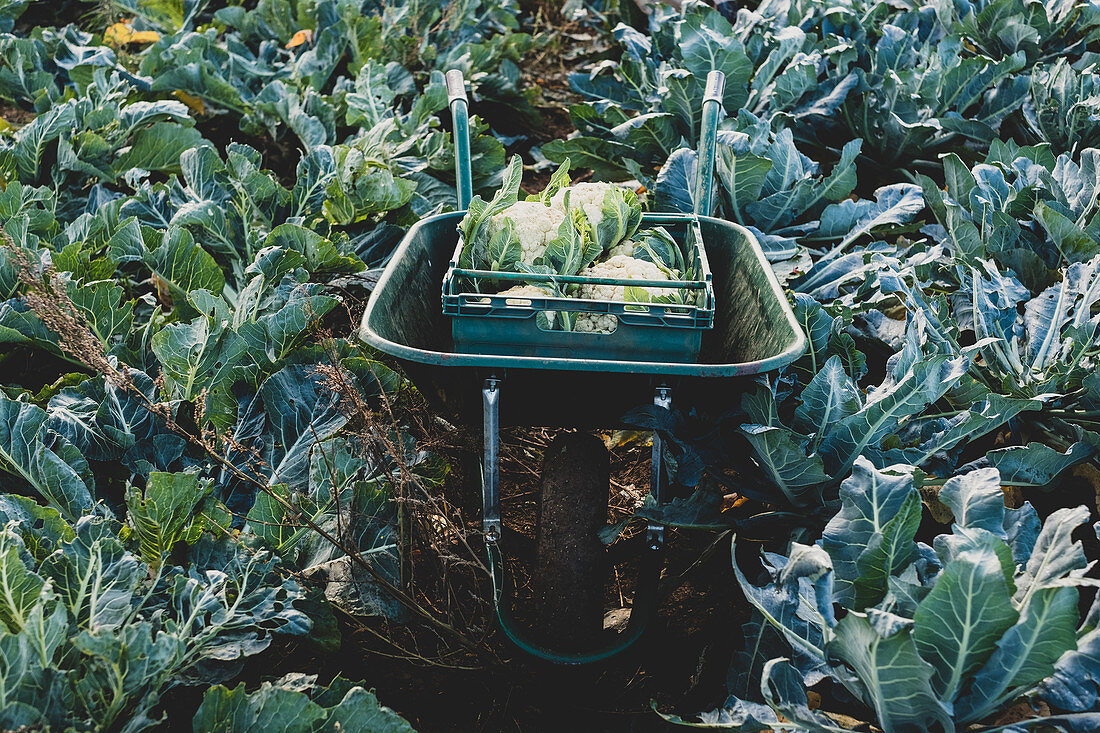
535 314 618 335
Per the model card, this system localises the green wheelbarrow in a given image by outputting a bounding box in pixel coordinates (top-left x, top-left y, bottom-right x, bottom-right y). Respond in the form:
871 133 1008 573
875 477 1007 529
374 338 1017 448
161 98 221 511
358 70 806 664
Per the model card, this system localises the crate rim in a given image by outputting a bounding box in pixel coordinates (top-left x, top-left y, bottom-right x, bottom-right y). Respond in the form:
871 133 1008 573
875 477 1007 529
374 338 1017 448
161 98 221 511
443 211 715 323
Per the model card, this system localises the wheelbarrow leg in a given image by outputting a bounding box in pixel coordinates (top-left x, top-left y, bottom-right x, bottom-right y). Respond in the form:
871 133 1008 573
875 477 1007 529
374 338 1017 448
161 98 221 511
648 385 671 550
482 376 502 543
480 377 668 664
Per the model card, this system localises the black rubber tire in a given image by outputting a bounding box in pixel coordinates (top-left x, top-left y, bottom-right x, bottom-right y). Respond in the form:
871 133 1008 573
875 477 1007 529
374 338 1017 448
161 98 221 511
534 432 609 651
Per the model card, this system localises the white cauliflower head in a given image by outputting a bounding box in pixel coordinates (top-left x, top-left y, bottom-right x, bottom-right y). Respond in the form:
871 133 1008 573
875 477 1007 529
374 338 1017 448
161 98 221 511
572 255 674 302
571 255 674 334
486 201 565 265
607 240 636 258
550 182 621 232
497 284 552 300
496 284 557 328
573 313 619 333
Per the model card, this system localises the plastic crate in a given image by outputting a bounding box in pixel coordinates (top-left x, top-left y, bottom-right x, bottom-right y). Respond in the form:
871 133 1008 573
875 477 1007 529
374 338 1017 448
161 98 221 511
442 213 715 363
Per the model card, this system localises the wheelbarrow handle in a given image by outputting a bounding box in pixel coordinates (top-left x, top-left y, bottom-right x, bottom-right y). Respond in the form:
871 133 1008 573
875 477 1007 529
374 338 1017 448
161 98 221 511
446 70 474 210
694 70 726 217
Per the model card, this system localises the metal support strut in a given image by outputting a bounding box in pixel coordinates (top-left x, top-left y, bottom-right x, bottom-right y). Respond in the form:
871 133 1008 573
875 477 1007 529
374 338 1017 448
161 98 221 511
648 385 671 551
480 375 666 664
482 376 502 543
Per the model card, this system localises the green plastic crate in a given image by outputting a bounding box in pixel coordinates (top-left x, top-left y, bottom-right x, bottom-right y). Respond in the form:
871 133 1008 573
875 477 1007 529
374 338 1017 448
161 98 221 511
442 213 715 362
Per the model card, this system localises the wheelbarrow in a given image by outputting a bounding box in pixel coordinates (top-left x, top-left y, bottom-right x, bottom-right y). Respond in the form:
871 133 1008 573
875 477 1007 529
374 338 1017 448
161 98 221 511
358 70 806 664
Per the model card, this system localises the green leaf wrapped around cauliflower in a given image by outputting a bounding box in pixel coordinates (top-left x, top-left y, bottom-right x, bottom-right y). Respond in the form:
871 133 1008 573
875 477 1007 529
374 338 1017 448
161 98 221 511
550 182 619 230
615 227 686 272
485 201 566 265
459 156 525 279
551 182 642 253
459 159 643 285
571 255 674 333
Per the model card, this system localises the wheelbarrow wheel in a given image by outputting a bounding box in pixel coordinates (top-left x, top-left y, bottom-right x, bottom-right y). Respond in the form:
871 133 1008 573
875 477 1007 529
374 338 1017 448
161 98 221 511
534 432 609 650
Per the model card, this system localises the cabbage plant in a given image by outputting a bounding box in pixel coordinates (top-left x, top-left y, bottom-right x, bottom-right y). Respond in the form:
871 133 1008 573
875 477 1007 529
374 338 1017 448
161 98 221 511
662 459 1100 731
1024 59 1100 155
194 675 415 733
0 489 313 732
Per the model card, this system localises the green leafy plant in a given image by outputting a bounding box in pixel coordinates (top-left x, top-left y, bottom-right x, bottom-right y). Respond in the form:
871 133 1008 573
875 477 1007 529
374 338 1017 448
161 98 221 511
125 471 210 569
948 0 1100 64
194 673 414 733
835 27 1027 167
553 0 847 181
4 0 1100 729
663 459 1100 731
0 494 313 732
1023 58 1100 154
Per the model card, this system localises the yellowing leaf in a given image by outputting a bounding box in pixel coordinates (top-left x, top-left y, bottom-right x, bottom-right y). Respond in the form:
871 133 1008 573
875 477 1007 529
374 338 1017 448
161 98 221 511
151 273 174 308
721 494 750 512
286 29 313 48
174 91 206 116
104 20 160 48
104 22 131 47
130 30 162 44
602 429 651 450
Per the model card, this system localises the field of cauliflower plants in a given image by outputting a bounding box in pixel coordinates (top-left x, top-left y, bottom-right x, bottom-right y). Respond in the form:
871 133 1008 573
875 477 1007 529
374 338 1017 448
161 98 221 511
2 0 1100 730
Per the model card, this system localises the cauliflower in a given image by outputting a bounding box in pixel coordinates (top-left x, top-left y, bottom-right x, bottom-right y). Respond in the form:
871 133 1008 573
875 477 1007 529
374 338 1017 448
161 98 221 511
550 182 621 231
607 240 636 258
497 284 552 300
496 284 556 328
486 201 565 264
574 313 618 333
573 255 674 301
572 255 674 334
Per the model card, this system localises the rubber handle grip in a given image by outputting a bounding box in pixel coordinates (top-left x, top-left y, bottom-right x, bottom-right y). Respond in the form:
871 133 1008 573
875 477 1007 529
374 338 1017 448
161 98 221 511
704 70 725 103
446 69 468 104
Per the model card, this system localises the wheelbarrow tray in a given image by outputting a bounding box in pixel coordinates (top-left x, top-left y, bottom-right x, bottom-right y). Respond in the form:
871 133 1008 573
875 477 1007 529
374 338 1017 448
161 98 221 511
358 211 806 428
